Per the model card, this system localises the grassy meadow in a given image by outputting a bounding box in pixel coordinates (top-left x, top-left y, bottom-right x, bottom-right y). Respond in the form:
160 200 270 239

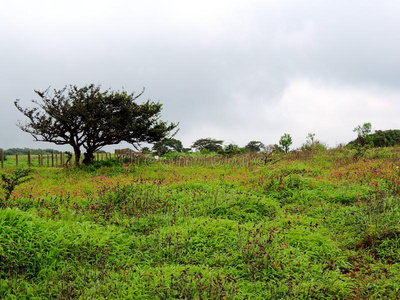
1 147 400 299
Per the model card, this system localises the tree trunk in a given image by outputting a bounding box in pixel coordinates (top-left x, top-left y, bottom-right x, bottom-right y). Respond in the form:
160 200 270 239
83 151 95 165
73 146 81 166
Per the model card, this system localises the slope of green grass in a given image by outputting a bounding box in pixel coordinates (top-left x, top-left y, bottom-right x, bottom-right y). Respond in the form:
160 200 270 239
1 147 400 298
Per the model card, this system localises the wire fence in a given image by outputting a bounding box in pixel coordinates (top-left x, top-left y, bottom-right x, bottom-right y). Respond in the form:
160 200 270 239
0 150 114 169
0 149 272 169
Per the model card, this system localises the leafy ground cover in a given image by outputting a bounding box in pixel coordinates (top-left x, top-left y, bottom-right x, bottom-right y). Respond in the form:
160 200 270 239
1 147 400 299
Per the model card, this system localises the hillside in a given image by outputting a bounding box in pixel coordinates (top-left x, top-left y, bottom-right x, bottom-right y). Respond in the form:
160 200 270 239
1 147 400 299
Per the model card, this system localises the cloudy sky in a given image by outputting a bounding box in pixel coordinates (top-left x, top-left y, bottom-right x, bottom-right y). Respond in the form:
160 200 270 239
1 0 400 151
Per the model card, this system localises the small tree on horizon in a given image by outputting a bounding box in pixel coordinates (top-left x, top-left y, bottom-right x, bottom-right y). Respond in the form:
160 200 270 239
353 122 373 147
352 122 373 158
152 138 183 156
191 138 223 152
15 85 178 165
245 141 265 152
279 133 292 153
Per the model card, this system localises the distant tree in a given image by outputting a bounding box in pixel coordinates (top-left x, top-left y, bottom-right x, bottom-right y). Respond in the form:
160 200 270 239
191 138 223 152
221 143 242 156
279 133 292 153
141 147 151 154
152 138 183 156
348 128 400 148
15 85 177 165
245 141 265 152
353 123 373 147
265 144 284 154
351 122 373 158
4 148 61 155
306 133 315 146
370 130 400 147
301 133 327 151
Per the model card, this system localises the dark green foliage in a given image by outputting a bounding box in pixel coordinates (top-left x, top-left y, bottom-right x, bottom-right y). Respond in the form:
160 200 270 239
245 141 265 152
3 148 61 155
1 169 32 202
353 123 373 147
220 143 243 156
371 130 400 147
350 129 400 148
78 159 122 173
351 123 373 158
279 133 292 153
152 138 183 156
141 147 151 154
15 85 178 165
191 138 223 152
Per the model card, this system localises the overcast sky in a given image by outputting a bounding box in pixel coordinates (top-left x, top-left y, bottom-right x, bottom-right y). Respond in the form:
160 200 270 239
1 0 400 151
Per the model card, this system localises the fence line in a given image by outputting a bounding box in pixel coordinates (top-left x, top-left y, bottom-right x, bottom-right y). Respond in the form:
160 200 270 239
0 150 118 169
0 149 273 169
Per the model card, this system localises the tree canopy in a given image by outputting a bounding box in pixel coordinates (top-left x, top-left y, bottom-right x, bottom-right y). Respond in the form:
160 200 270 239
279 133 292 153
152 138 183 156
15 84 178 165
191 138 223 152
245 141 265 152
353 122 373 147
349 129 400 148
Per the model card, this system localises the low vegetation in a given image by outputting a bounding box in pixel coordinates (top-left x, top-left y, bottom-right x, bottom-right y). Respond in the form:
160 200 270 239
1 145 400 299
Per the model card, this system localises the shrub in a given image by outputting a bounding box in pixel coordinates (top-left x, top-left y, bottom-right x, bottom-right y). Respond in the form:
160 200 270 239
1 169 32 202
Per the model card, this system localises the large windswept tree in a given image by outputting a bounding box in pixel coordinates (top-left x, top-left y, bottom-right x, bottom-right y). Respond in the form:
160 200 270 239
15 84 178 165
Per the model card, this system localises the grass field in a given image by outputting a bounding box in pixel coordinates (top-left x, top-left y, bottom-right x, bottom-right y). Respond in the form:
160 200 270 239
1 147 400 299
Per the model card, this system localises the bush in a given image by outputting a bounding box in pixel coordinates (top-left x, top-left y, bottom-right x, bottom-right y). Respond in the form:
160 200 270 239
349 129 400 148
220 144 243 156
1 169 32 202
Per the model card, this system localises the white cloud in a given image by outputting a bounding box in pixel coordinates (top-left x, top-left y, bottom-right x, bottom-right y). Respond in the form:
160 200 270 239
1 0 400 151
189 79 400 148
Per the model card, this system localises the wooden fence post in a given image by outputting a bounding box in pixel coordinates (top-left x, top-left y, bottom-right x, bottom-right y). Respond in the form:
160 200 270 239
55 154 58 167
16 154 18 168
28 150 31 167
51 151 54 167
0 150 3 169
60 152 63 167
47 154 50 167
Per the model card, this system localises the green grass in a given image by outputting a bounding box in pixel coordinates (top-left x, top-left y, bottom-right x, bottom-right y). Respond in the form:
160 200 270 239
1 147 400 298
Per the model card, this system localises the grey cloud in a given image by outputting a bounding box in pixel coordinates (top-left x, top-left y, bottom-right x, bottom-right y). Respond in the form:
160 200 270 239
1 0 400 151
